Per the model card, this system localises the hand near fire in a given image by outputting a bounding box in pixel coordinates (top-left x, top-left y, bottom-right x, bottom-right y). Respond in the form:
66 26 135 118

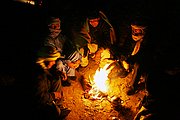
122 60 129 71
60 72 67 81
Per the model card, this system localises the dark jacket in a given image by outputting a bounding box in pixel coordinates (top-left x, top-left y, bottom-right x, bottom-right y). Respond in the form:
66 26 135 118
71 11 116 51
31 63 62 120
31 64 58 106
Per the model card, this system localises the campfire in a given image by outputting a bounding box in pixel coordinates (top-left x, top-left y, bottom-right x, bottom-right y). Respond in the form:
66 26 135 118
76 48 146 120
85 49 115 100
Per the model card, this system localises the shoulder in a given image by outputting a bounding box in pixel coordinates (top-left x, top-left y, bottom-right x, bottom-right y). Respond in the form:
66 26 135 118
99 11 113 28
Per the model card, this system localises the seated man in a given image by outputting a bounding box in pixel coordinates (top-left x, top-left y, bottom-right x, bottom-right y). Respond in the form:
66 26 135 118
43 16 82 86
120 17 150 95
112 14 151 95
71 9 116 67
32 46 71 120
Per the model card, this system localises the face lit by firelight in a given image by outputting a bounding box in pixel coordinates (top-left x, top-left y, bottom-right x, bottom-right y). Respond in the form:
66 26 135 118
131 24 146 41
89 18 100 27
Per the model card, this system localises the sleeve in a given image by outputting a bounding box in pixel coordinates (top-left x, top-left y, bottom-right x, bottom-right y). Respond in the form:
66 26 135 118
102 24 112 48
99 11 116 44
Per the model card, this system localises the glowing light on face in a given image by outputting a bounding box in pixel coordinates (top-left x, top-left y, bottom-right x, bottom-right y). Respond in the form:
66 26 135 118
89 18 100 27
131 25 146 41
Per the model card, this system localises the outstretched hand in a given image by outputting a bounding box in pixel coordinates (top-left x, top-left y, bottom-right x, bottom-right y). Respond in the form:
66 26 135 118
60 72 67 81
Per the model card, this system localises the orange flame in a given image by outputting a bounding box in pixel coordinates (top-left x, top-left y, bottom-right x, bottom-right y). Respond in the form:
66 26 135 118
88 61 114 99
93 63 111 92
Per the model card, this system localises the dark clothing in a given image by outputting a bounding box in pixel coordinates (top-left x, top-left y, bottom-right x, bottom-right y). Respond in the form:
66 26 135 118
31 64 63 120
68 11 116 67
124 37 151 69
44 33 66 54
43 16 77 59
71 11 116 51
89 18 113 49
114 23 154 93
115 25 148 63
44 25 78 61
135 61 180 120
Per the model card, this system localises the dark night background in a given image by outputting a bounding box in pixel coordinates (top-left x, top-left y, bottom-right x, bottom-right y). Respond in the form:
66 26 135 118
0 0 180 119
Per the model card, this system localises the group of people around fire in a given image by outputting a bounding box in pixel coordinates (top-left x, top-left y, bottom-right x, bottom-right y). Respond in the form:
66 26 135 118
30 7 157 120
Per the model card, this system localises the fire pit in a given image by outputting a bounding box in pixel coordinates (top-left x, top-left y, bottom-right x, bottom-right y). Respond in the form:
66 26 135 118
61 49 147 120
84 60 115 100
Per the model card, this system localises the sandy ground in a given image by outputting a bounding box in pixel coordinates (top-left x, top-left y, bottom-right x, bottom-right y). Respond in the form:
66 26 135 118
61 58 147 120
